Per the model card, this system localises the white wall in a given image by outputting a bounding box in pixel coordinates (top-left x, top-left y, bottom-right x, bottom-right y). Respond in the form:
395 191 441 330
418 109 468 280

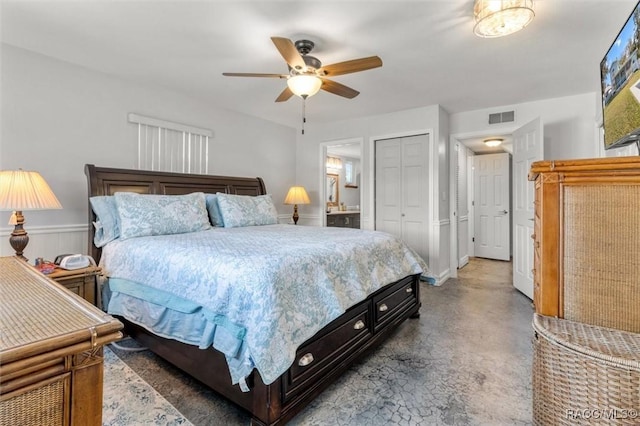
0 44 296 260
447 92 626 278
295 105 451 282
449 93 602 160
2 44 619 278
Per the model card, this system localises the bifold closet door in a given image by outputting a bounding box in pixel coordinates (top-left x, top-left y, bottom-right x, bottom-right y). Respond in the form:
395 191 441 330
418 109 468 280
375 135 429 260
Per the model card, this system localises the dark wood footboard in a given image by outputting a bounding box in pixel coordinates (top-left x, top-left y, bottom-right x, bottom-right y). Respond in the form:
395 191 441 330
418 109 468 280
120 273 420 425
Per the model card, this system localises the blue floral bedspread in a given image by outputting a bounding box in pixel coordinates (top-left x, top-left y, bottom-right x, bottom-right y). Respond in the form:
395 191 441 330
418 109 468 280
100 224 431 389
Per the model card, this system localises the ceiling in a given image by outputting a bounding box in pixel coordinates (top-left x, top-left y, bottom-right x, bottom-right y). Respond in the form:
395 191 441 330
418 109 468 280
1 1 636 133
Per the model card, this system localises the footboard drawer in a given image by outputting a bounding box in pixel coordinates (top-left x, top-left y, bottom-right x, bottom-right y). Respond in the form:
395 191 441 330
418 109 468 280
282 301 372 402
373 275 419 331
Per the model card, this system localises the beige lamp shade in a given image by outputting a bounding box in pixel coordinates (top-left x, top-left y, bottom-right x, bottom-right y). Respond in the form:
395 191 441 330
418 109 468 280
284 186 311 205
0 169 62 211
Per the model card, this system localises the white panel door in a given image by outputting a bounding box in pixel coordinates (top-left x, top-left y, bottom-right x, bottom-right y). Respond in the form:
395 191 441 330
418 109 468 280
513 117 543 299
401 135 429 260
474 153 510 261
375 135 429 260
375 139 402 239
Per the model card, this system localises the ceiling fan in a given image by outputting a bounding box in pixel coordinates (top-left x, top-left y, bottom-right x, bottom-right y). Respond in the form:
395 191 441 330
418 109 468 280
223 37 383 102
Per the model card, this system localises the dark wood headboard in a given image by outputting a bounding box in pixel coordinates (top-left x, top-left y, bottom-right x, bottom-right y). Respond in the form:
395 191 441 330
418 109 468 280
84 164 267 262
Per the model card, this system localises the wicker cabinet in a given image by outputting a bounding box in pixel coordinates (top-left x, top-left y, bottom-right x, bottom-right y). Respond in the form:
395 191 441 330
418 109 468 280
0 257 122 426
529 157 640 424
528 156 640 330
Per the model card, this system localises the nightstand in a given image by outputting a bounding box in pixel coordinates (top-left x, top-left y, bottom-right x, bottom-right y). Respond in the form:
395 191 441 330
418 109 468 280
47 265 102 308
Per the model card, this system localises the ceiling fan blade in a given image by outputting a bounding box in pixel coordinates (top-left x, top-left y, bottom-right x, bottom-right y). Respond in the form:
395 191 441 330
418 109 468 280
222 72 287 78
271 37 306 71
275 87 294 102
319 56 383 77
320 79 360 99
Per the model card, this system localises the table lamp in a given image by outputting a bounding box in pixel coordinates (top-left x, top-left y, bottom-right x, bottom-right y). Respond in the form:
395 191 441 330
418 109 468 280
284 186 310 225
0 169 62 260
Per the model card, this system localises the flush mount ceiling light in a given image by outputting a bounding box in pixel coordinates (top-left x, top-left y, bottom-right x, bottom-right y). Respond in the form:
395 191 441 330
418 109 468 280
484 138 504 147
473 0 535 38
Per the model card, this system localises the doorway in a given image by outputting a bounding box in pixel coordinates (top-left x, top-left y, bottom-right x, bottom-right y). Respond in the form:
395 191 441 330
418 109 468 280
449 118 543 300
473 152 511 261
320 139 363 227
452 135 514 271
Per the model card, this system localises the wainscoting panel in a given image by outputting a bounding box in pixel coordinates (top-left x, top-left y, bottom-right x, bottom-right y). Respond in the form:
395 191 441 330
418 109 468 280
0 225 88 263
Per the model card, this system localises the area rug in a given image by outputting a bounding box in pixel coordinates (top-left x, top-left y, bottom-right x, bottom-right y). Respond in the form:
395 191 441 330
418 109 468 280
102 345 193 425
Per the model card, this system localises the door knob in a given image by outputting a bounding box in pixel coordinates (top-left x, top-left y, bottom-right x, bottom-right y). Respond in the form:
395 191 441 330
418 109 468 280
500 210 508 214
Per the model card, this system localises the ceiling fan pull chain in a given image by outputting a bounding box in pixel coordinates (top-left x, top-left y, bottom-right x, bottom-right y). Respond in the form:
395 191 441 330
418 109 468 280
302 98 306 135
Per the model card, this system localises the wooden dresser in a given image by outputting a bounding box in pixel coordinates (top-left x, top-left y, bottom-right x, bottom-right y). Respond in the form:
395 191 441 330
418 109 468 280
0 256 123 426
528 156 640 329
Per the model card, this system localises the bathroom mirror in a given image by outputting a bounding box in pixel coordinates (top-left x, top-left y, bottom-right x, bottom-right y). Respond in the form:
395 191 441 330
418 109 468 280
326 174 339 207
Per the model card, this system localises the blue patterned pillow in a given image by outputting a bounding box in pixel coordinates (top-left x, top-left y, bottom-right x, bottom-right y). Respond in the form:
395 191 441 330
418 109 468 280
89 195 120 247
216 193 279 228
205 194 224 227
115 192 211 240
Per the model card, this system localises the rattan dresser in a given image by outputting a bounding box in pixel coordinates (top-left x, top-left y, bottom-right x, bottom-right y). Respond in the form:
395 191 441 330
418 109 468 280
0 256 123 426
528 156 640 327
529 157 640 425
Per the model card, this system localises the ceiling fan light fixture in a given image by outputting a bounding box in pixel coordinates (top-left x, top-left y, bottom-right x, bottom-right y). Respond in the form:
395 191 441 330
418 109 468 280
473 0 534 38
287 74 322 99
484 138 504 147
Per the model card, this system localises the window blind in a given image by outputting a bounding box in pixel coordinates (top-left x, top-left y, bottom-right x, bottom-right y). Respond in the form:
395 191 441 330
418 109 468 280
128 113 212 174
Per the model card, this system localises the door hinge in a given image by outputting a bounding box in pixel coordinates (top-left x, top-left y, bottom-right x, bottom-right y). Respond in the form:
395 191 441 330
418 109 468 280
472 237 475 242
471 200 474 206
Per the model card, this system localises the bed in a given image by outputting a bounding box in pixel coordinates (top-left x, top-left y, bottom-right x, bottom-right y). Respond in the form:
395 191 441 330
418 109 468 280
85 164 428 425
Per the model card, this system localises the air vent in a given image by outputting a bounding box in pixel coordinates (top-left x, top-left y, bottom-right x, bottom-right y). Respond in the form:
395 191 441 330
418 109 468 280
488 110 515 125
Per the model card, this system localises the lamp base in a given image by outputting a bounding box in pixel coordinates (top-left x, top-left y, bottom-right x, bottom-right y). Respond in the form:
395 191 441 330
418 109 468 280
9 211 29 261
292 204 299 225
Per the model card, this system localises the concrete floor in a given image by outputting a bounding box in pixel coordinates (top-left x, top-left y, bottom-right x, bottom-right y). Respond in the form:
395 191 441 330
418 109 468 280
109 257 534 425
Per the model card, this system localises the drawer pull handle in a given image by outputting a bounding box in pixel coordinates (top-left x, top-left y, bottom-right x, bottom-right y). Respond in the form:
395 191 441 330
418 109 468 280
379 303 388 312
405 287 413 293
353 320 366 330
298 353 314 367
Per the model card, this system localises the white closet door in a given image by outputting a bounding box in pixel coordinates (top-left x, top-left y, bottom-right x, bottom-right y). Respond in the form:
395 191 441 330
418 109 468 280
401 135 429 260
375 139 402 239
375 135 429 260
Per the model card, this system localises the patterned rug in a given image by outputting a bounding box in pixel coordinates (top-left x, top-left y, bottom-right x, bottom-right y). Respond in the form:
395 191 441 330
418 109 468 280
102 345 193 425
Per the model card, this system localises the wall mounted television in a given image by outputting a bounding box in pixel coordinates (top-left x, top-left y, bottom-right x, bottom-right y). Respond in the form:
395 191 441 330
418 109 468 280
601 0 640 150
